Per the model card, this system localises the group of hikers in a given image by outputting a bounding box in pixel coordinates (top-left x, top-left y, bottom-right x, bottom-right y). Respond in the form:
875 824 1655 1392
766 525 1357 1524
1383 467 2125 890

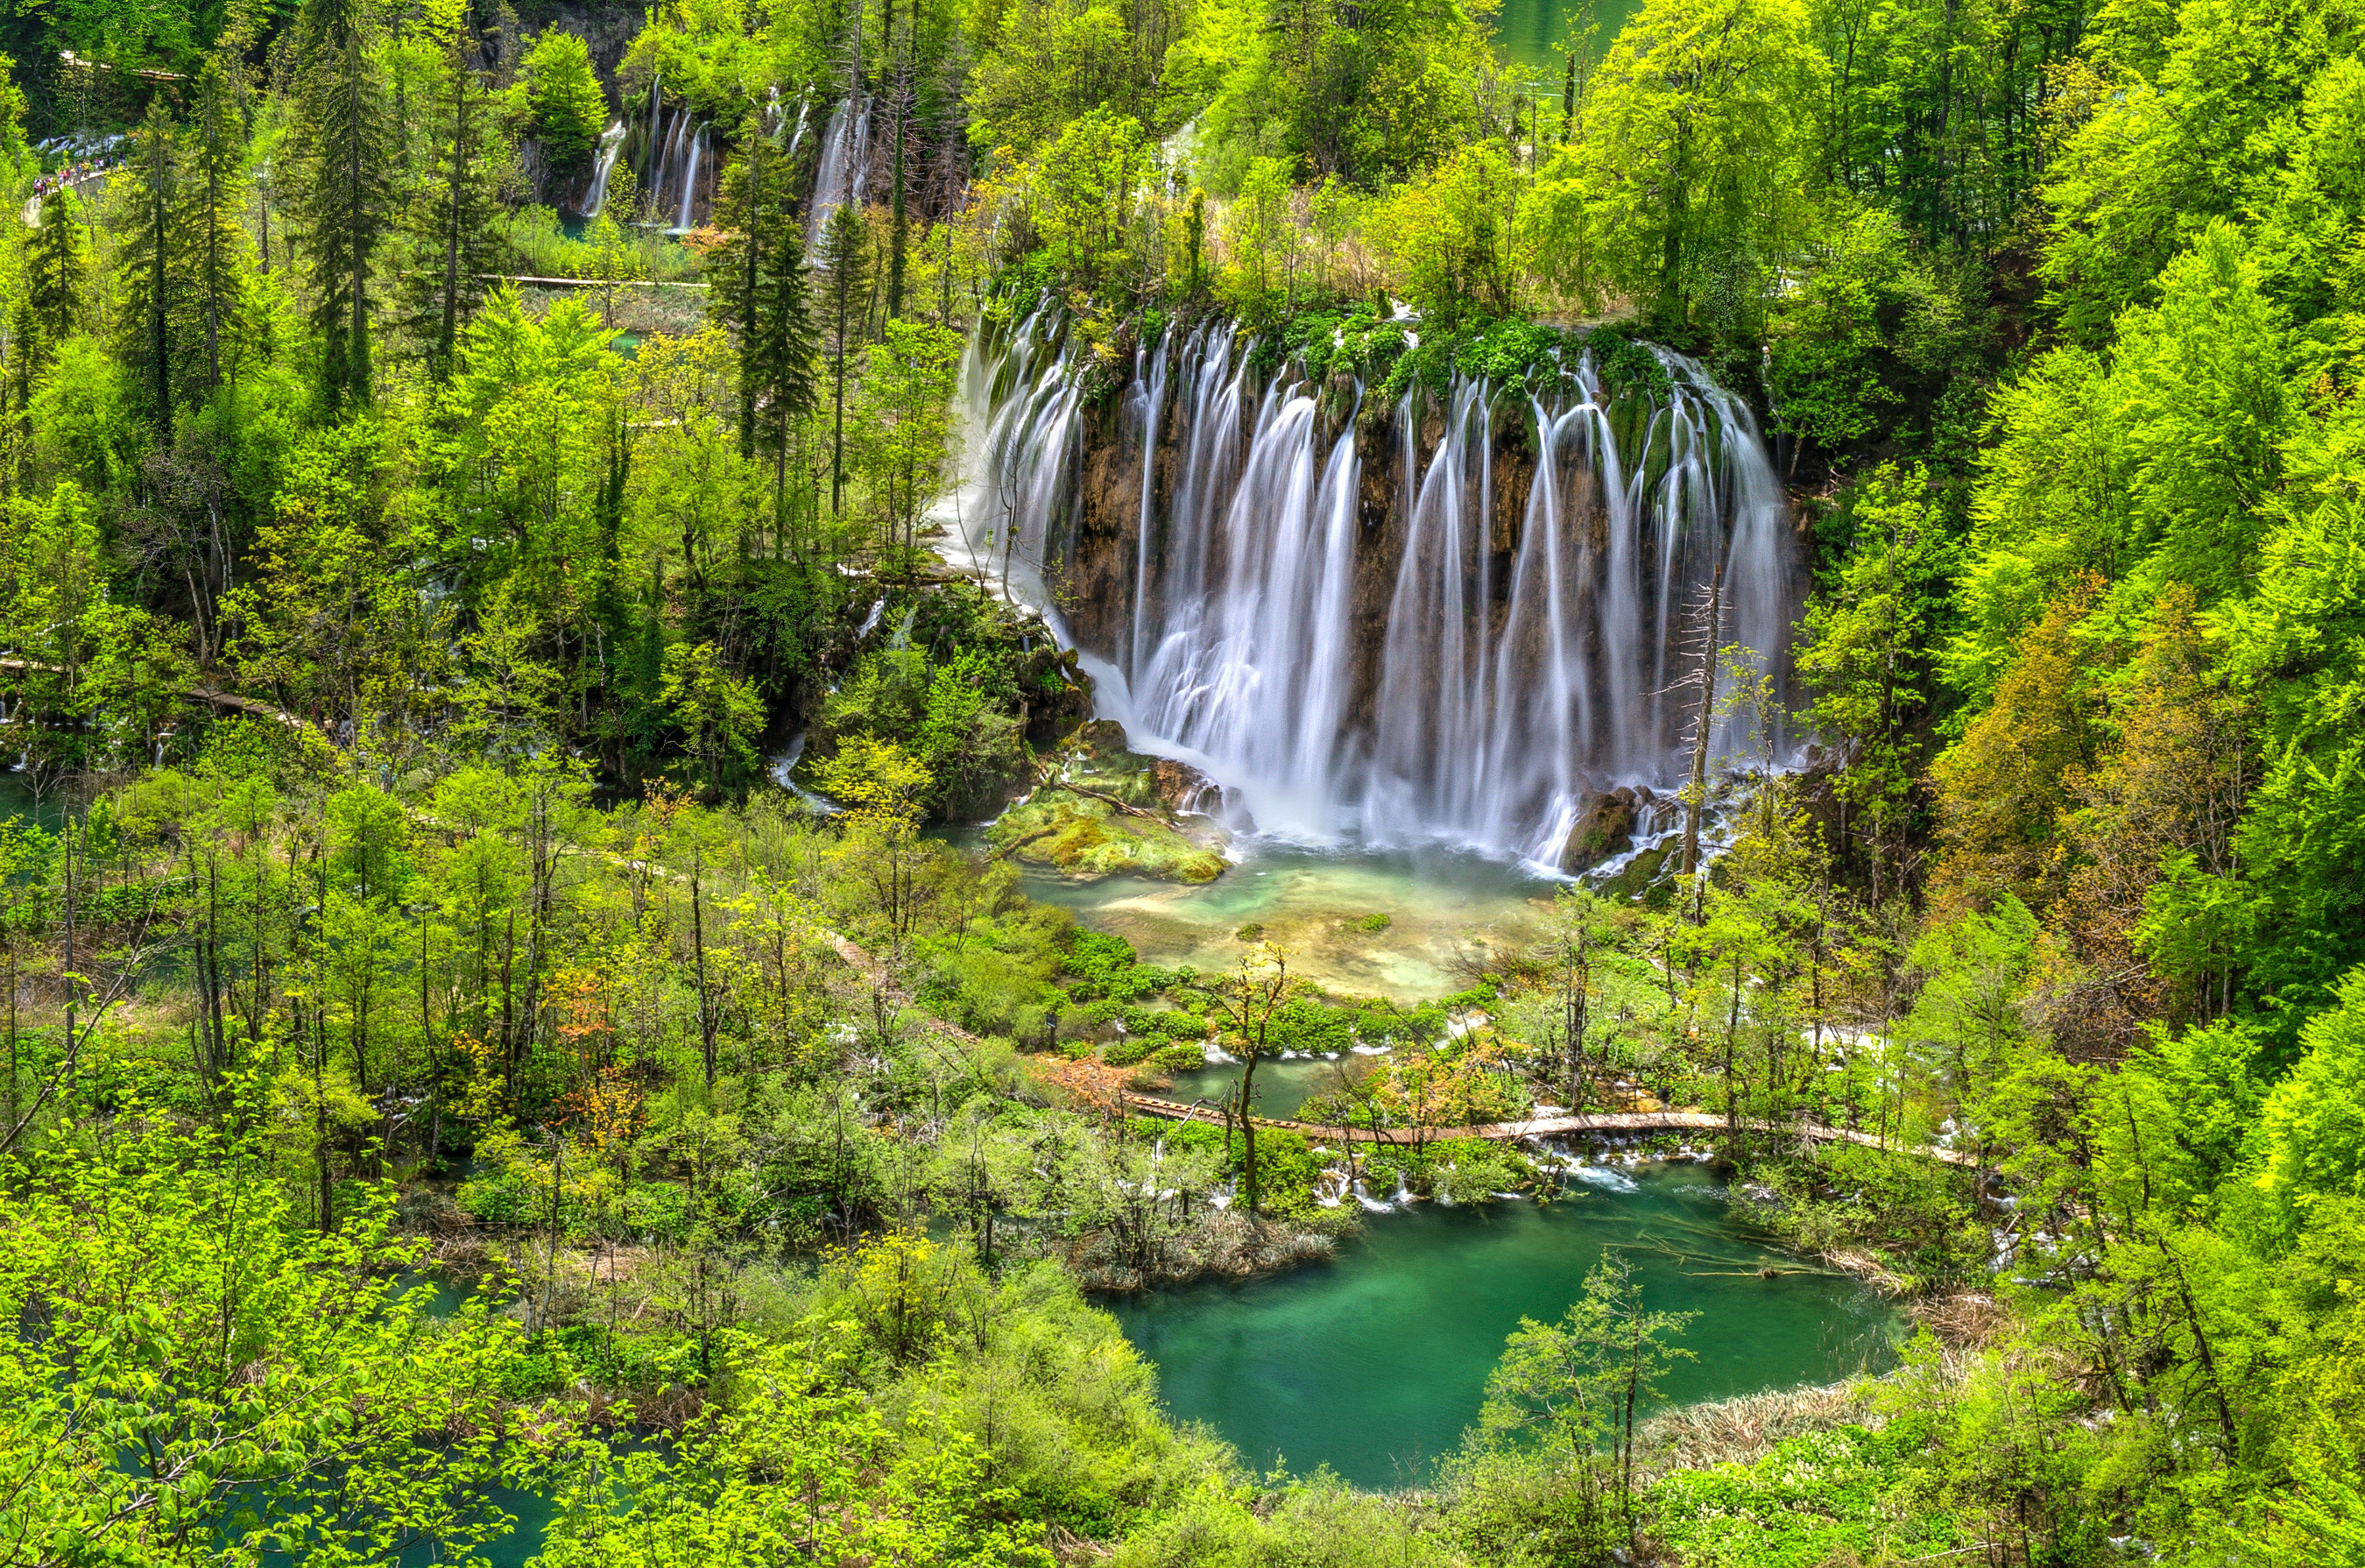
29 156 109 202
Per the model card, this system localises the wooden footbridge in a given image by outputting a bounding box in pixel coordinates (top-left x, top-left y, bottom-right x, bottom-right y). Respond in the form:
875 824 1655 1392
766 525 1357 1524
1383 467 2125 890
1119 1092 1976 1165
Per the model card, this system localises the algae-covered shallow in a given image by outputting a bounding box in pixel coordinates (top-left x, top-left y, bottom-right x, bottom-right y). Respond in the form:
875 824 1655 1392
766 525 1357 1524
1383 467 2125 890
1110 1163 1903 1488
1017 838 1558 1003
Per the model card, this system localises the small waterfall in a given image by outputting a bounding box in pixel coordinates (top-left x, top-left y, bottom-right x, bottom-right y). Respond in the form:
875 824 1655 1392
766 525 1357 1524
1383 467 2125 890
640 101 713 230
580 119 626 217
944 314 1803 864
804 93 872 258
674 121 708 230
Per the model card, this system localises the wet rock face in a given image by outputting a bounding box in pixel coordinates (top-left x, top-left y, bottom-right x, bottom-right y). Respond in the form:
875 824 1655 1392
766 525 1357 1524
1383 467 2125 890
1559 787 1641 873
1067 719 1223 816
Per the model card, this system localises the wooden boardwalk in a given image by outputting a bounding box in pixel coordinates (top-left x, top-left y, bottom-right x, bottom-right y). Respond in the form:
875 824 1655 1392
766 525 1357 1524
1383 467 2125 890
1120 1092 1975 1165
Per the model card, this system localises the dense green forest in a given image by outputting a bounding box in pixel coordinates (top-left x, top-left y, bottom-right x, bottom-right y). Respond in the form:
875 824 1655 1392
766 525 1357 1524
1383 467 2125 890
4 0 2365 1561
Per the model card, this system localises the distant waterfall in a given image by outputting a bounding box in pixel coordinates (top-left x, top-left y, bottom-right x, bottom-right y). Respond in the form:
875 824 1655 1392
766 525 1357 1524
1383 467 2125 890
579 120 626 217
642 100 713 230
939 314 1802 865
805 94 871 258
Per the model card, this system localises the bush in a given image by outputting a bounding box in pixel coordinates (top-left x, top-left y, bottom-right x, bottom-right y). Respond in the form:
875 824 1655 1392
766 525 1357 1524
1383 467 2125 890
1103 1033 1163 1067
1648 1426 1961 1567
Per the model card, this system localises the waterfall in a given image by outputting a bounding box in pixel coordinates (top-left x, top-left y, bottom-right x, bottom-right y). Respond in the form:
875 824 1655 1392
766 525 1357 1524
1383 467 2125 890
640 102 712 230
936 309 1084 609
580 119 626 217
805 94 872 258
674 121 708 230
939 314 1802 865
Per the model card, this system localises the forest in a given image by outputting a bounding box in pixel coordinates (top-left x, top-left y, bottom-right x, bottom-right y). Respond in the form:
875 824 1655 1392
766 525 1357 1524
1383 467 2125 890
2 0 2363 1561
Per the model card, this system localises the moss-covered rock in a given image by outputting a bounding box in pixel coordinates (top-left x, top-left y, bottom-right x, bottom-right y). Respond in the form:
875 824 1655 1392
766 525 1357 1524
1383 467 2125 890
1558 787 1640 873
989 789 1228 883
1593 842 1674 902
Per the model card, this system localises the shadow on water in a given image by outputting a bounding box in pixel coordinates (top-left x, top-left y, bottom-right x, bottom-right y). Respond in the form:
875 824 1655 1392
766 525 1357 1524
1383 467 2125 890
1109 1163 1903 1488
0 771 66 833
1493 0 1643 76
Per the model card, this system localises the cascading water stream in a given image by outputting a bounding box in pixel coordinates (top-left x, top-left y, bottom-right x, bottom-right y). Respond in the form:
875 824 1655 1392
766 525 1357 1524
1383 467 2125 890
935 309 1084 611
674 121 707 230
805 94 872 259
935 314 1802 866
580 120 626 217
637 99 714 230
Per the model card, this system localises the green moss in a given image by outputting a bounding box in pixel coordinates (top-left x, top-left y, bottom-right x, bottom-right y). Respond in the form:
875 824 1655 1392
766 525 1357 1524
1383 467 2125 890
988 790 1226 884
1596 843 1674 902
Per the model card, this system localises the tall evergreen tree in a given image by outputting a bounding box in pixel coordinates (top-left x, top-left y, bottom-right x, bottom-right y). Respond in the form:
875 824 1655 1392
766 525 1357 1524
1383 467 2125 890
815 200 871 517
11 187 88 466
24 188 89 356
716 119 821 540
116 99 178 448
289 0 395 414
402 30 505 379
182 58 251 399
886 59 910 321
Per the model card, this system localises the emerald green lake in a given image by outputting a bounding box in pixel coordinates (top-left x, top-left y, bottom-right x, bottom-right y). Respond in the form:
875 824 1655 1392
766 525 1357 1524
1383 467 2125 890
1493 0 1643 77
1111 1164 1901 1487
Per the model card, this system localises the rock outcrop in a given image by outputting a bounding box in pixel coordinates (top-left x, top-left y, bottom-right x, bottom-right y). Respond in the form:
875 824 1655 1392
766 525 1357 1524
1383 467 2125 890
985 717 1232 884
1558 787 1642 874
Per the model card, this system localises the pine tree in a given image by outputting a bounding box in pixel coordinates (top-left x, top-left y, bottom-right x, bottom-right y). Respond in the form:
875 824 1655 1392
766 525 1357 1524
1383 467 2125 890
717 123 820 547
289 0 395 414
402 32 505 379
181 59 252 399
116 99 177 447
25 188 89 356
13 187 88 459
750 229 819 539
886 59 910 321
815 200 872 516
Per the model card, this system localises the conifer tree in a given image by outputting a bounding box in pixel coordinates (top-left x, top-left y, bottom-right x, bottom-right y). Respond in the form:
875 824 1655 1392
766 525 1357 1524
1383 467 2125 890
716 121 820 539
24 188 89 357
886 59 910 321
116 99 178 447
12 187 88 457
815 200 872 516
181 59 251 399
402 30 505 379
289 0 395 414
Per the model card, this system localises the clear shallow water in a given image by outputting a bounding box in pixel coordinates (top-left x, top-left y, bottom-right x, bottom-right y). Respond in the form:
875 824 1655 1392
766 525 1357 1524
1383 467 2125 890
1161 1053 1374 1119
0 771 63 831
1018 839 1557 1003
1111 1165 1902 1488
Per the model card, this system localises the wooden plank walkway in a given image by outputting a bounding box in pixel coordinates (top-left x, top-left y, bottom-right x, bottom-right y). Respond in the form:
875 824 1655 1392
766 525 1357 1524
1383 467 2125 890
1120 1092 1975 1165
